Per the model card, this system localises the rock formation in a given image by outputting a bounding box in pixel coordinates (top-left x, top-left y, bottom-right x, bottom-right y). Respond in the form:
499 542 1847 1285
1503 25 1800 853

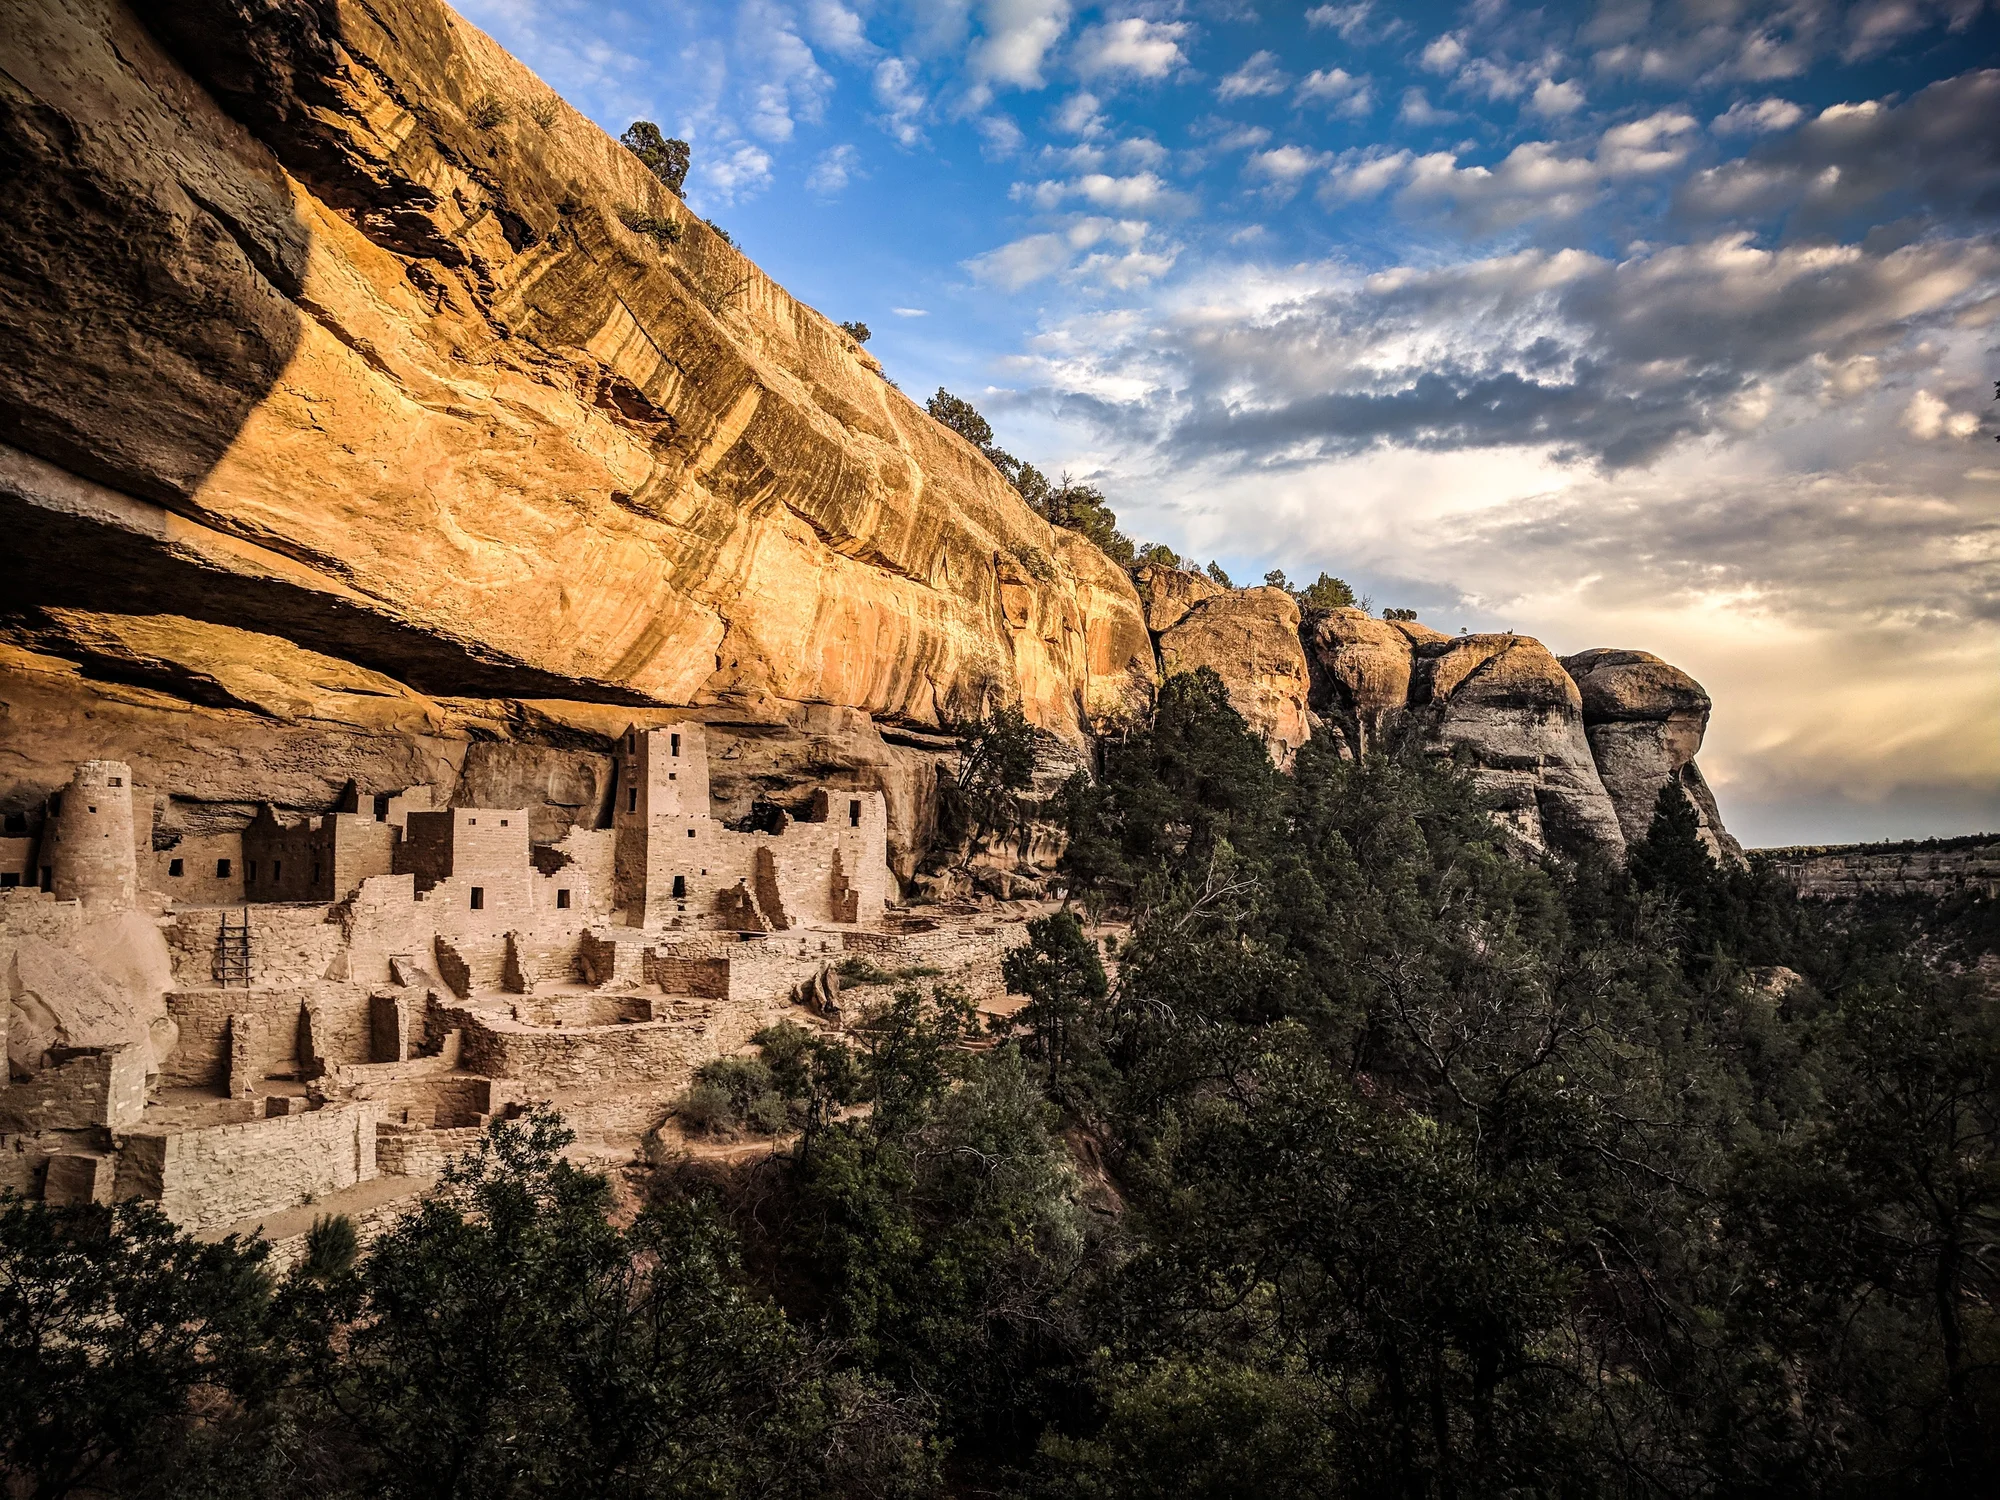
0 0 1153 745
1562 648 1742 864
1133 564 1224 634
1302 614 1738 865
1157 588 1313 768
1414 634 1627 863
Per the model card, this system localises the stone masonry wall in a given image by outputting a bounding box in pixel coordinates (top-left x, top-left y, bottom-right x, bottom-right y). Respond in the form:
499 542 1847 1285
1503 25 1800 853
118 1103 380 1233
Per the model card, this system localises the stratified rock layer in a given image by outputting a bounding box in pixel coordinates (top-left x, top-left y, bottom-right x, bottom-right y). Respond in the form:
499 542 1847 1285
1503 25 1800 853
0 0 1153 740
1300 615 1738 865
1158 588 1313 767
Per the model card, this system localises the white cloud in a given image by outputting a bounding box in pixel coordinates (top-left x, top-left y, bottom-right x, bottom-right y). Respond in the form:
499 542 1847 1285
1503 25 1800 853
1052 90 1107 136
1073 17 1190 81
891 306 929 317
802 0 874 61
1213 122 1273 151
1296 67 1374 118
1218 50 1289 100
804 142 860 194
966 0 1072 98
1397 86 1455 126
1306 3 1382 41
1323 147 1414 202
700 139 775 202
1902 389 1982 439
1597 110 1699 175
1712 97 1806 134
1528 77 1586 117
977 112 1027 155
1421 32 1468 73
1018 171 1192 214
965 216 1176 290
872 56 927 145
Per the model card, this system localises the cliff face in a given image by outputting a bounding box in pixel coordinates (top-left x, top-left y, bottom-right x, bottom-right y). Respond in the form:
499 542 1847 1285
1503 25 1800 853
0 0 1153 740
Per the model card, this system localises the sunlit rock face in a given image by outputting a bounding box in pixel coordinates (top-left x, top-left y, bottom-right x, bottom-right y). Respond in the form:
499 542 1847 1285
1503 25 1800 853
1158 588 1313 769
1132 565 1224 634
1562 648 1743 865
0 0 1154 743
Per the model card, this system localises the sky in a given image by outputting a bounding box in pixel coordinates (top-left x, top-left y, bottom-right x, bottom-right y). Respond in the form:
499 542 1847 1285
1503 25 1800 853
453 0 2000 848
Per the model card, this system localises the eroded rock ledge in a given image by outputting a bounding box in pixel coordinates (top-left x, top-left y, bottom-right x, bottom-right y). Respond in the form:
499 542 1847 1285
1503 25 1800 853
0 0 1153 740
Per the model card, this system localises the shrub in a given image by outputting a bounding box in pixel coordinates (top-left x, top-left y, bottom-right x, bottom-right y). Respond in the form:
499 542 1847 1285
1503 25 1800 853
467 94 509 130
615 204 682 247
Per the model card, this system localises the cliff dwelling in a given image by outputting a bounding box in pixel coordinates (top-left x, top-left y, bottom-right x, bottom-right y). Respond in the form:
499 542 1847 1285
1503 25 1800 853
0 727 1017 1234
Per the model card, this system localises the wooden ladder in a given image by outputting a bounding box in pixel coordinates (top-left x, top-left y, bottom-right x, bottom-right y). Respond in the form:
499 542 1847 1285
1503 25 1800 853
213 907 252 988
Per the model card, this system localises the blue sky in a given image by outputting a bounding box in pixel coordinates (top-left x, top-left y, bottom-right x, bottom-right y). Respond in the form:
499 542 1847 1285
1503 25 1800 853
456 0 2000 847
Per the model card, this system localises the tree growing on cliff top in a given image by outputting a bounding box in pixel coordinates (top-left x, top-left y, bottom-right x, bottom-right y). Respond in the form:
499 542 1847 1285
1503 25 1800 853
620 121 690 196
924 389 1138 567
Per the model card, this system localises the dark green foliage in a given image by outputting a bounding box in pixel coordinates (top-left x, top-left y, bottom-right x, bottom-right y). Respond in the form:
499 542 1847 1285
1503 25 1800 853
1381 605 1418 620
705 218 734 245
1295 571 1358 611
838 320 871 343
619 120 689 195
284 1109 930 1499
1204 560 1232 587
0 1197 274 1500
1060 668 1281 908
467 94 508 130
9 678 1994 1499
937 701 1039 862
1000 910 1109 1098
925 387 997 452
615 203 682 246
1131 540 1184 570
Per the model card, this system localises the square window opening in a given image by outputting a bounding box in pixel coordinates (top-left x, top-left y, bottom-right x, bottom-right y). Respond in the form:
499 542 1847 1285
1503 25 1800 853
247 861 258 882
0 873 18 888
628 788 638 813
556 889 571 909
216 858 232 879
672 875 687 898
849 798 862 827
469 886 485 911
169 858 184 877
670 733 681 757
108 777 122 788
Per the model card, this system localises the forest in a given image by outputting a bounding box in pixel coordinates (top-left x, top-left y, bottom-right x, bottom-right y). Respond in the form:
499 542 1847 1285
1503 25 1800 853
4 670 1995 1499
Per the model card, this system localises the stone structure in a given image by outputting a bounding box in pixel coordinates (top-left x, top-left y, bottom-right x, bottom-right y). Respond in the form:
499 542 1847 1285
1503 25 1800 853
1 736 909 1229
612 724 888 929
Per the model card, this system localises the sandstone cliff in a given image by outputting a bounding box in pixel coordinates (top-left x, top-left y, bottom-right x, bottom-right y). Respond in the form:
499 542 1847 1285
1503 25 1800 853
1157 588 1313 769
0 0 1153 741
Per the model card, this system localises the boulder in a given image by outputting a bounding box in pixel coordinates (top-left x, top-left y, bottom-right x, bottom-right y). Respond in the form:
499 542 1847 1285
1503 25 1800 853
1158 589 1313 768
1133 565 1224 634
1414 635 1628 863
1561 648 1743 864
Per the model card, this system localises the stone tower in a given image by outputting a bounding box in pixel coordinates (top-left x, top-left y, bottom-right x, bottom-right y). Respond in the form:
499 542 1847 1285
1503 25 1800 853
612 724 717 926
47 759 138 912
